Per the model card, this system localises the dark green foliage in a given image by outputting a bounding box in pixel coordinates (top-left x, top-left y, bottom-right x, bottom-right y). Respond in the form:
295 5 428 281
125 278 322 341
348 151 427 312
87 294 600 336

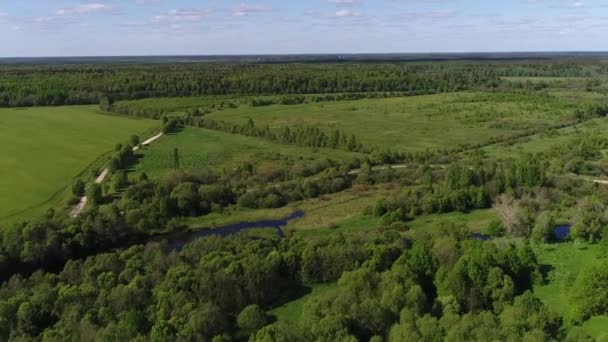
0 63 496 107
87 183 103 206
237 304 269 332
71 179 85 197
194 117 365 153
571 196 608 242
162 117 183 134
531 211 556 242
112 171 130 192
130 135 140 147
172 147 180 169
99 95 113 111
570 261 608 322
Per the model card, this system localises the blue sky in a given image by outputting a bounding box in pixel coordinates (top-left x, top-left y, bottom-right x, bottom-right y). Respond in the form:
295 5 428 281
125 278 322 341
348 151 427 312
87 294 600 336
0 0 605 57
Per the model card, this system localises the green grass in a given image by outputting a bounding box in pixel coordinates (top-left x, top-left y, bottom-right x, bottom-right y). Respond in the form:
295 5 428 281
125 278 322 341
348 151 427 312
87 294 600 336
182 187 390 236
206 91 578 152
0 106 157 222
286 187 392 231
533 242 608 338
271 283 338 322
501 76 591 83
582 316 608 340
481 117 608 159
407 209 498 235
135 126 361 178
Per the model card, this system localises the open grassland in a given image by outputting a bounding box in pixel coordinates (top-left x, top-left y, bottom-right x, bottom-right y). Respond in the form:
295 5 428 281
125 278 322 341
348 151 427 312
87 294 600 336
534 242 608 339
408 209 498 235
502 76 593 83
206 91 579 152
135 126 362 178
0 106 157 222
480 117 608 159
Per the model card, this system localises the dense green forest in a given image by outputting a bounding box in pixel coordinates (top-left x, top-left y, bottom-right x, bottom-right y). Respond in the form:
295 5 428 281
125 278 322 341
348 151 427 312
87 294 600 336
2 59 597 108
3 58 608 340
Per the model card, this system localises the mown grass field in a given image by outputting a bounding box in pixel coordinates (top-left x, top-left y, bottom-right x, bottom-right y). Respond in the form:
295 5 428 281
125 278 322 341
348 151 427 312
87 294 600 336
135 126 362 177
206 91 578 152
0 106 157 222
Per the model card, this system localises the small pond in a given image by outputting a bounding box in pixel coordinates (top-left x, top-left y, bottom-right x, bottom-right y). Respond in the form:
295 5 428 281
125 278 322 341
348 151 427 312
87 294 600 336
554 224 572 241
470 232 492 241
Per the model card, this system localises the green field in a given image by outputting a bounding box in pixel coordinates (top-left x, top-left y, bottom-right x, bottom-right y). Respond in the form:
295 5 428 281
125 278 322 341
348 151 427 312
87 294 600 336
0 106 157 221
206 91 578 152
135 126 362 177
408 209 498 235
479 116 608 161
534 242 608 339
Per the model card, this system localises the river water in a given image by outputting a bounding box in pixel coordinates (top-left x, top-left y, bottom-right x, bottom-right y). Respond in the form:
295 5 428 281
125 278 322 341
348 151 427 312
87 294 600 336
156 210 305 250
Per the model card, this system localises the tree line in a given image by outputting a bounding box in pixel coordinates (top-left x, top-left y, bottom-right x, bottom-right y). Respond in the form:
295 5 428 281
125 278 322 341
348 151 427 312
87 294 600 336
0 63 497 107
192 117 366 153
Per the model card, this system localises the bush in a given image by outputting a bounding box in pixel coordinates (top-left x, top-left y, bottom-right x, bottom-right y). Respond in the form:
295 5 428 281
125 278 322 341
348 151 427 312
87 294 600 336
570 261 608 322
72 179 86 196
531 211 555 242
237 305 269 332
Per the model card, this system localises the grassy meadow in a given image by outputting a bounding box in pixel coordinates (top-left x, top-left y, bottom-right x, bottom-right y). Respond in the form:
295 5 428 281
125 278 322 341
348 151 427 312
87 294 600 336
134 126 362 177
0 106 157 221
205 91 578 152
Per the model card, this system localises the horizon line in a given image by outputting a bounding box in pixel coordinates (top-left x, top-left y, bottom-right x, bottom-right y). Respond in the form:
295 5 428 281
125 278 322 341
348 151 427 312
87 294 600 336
2 50 608 60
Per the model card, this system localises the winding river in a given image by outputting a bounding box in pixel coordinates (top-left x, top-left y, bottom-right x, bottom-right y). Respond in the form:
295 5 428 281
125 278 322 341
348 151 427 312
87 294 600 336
156 210 305 250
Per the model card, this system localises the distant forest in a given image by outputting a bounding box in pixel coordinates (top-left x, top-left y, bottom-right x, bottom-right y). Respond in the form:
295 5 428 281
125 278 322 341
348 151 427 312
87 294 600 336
0 60 598 107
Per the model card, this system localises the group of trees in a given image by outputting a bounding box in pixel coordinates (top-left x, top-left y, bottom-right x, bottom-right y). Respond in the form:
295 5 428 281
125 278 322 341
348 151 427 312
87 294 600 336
372 155 547 223
249 92 414 107
193 117 366 152
0 150 360 284
0 215 581 341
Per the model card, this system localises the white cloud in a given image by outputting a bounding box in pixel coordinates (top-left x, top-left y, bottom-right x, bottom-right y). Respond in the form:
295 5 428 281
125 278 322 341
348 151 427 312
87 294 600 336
56 3 113 16
152 9 210 24
336 9 355 17
568 1 584 8
232 3 272 17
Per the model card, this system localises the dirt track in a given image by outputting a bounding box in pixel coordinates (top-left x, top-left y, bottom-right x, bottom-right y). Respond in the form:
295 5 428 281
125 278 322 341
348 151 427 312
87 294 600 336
69 132 163 218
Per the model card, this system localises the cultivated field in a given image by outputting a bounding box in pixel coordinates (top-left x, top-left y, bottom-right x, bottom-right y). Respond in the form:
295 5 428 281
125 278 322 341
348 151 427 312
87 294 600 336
0 106 157 221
